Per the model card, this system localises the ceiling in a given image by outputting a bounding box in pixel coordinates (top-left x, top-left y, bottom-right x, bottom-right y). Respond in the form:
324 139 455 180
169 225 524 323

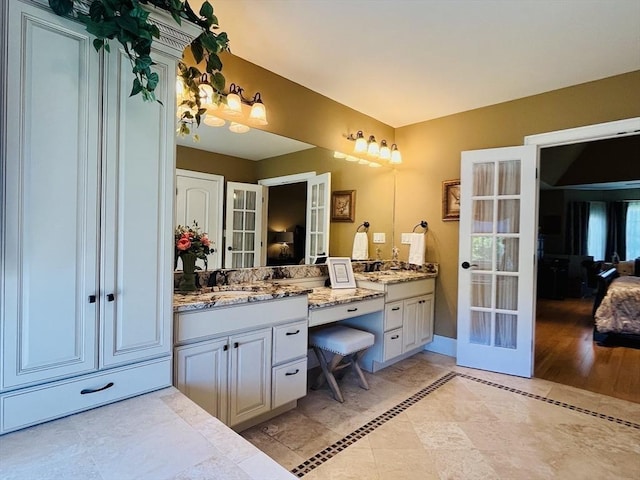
197 0 639 128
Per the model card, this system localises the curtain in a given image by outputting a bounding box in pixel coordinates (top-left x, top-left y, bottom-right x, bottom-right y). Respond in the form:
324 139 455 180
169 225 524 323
606 201 628 261
587 201 607 261
626 201 640 259
565 201 590 255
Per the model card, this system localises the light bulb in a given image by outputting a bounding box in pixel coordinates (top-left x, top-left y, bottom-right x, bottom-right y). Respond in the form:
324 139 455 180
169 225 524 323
368 162 382 168
379 140 391 160
358 158 370 165
345 155 359 162
229 122 250 133
334 151 347 159
353 131 367 154
225 92 242 117
248 101 268 125
198 83 214 108
390 144 402 164
367 136 379 157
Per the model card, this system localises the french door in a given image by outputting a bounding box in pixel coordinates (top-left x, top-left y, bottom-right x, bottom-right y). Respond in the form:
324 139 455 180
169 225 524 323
457 145 537 377
305 173 331 264
225 182 264 268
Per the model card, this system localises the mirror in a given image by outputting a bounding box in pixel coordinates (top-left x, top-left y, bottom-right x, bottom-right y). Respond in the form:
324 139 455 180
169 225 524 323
176 127 396 268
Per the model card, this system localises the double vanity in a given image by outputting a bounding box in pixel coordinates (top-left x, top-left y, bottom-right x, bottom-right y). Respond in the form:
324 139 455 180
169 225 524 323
172 262 438 431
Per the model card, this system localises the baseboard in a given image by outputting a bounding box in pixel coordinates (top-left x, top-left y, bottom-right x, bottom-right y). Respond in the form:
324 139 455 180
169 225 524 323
424 335 457 358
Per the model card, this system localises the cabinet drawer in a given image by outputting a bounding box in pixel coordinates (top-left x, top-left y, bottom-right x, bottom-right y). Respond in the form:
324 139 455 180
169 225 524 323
175 295 308 344
0 358 171 434
308 297 385 328
384 301 403 331
383 329 403 362
385 278 435 302
272 359 307 409
273 320 308 365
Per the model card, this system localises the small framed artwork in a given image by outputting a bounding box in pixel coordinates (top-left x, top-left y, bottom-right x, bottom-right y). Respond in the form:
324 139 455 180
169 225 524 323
327 257 356 289
331 190 356 222
442 179 461 221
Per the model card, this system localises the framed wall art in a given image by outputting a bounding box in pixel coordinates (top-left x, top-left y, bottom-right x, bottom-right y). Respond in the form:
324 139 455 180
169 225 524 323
442 180 461 221
327 257 356 289
331 190 356 222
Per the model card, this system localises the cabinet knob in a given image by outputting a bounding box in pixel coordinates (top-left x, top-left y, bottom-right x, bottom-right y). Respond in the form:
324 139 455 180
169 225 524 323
223 344 229 351
88 295 96 304
285 330 300 336
107 293 115 302
285 369 300 376
234 342 239 349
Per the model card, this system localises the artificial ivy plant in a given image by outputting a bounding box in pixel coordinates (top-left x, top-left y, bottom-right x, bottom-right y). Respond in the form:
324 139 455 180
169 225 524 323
48 0 229 133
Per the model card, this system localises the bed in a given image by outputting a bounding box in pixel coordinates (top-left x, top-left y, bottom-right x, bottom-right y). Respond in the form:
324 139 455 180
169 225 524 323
593 258 640 343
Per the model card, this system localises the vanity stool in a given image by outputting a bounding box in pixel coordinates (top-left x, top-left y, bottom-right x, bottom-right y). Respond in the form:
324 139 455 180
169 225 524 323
309 325 375 403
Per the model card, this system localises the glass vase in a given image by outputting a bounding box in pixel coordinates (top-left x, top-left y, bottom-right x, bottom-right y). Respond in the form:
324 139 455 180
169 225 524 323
179 252 198 292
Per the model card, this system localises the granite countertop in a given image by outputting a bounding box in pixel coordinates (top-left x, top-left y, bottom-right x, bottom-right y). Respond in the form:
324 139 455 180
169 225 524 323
0 387 295 480
307 286 385 310
354 269 437 284
173 282 312 313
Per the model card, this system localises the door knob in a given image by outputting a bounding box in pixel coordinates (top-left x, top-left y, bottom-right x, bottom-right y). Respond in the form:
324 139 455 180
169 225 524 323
227 246 233 251
461 262 478 269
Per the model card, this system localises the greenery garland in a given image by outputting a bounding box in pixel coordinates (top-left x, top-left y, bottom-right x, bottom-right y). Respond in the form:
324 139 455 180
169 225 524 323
47 0 229 133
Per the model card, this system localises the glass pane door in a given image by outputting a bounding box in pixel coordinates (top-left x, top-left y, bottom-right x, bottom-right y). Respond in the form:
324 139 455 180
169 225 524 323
225 182 263 268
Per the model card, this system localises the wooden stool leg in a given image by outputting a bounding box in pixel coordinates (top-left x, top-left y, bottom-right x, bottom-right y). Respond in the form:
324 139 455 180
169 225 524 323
311 347 327 390
352 350 370 390
313 347 345 403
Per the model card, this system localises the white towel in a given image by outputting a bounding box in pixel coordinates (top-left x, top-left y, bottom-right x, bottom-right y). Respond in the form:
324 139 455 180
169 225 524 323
408 233 425 266
352 232 369 260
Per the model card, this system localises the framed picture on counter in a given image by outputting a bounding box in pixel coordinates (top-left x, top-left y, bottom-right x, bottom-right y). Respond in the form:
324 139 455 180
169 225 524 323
327 257 356 289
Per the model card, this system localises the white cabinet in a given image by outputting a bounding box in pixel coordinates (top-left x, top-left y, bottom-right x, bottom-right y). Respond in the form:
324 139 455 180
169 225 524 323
0 1 195 434
174 296 308 428
345 278 435 372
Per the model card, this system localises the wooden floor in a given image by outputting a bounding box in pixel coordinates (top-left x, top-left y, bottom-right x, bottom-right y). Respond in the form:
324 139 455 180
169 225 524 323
534 297 640 404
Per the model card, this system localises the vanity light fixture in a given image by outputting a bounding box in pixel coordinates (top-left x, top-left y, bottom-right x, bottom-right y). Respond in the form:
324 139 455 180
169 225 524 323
176 76 268 134
345 131 403 164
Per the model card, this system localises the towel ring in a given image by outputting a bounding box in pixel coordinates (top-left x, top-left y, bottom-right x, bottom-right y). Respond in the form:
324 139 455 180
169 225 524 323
412 220 428 233
356 221 370 232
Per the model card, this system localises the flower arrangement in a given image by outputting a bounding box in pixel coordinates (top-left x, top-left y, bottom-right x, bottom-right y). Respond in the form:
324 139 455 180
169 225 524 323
175 221 213 271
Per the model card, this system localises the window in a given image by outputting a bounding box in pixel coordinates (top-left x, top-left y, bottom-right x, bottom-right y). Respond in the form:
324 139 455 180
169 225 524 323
627 201 640 259
587 201 607 260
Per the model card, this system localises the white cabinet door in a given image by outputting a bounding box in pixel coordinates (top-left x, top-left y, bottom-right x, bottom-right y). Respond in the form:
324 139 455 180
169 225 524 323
228 328 272 427
1 1 101 389
175 339 229 424
100 45 175 368
175 170 224 270
417 294 434 345
402 297 420 352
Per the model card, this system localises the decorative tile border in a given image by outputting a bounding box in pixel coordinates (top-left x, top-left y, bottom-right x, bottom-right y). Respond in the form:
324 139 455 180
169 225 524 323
290 371 639 477
456 373 640 430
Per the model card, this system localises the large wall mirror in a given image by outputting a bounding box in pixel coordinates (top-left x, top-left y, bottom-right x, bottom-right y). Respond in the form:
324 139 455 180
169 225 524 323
175 126 395 269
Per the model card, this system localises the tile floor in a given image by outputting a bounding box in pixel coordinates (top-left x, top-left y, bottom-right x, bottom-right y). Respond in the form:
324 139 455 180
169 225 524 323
241 352 640 479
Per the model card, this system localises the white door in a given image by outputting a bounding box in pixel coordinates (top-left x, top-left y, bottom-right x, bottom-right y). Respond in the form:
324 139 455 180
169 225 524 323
306 173 331 264
175 169 224 270
457 145 538 377
225 182 264 268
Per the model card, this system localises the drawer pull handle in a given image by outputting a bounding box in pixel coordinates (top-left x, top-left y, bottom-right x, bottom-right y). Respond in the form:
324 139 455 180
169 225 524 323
223 344 229 351
391 335 399 340
285 369 300 376
81 382 114 395
234 342 239 348
88 295 96 304
347 308 358 312
286 330 300 336
391 307 400 311
107 293 115 302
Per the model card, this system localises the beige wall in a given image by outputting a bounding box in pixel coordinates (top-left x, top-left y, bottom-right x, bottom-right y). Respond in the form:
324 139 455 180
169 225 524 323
176 146 257 183
182 50 639 340
395 70 640 338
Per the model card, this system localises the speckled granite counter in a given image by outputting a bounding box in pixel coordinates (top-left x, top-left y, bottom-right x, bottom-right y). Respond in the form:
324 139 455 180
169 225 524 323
354 269 437 284
173 282 312 313
307 287 385 310
0 387 295 480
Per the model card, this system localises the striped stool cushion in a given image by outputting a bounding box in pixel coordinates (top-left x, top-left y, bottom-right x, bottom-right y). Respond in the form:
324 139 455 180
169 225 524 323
309 325 374 356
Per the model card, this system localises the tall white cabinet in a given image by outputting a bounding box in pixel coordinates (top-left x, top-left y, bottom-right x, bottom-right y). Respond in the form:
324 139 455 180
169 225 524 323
0 0 196 434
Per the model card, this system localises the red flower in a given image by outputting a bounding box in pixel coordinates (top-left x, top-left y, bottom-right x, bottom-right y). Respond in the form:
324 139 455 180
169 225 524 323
176 237 191 251
201 234 210 247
